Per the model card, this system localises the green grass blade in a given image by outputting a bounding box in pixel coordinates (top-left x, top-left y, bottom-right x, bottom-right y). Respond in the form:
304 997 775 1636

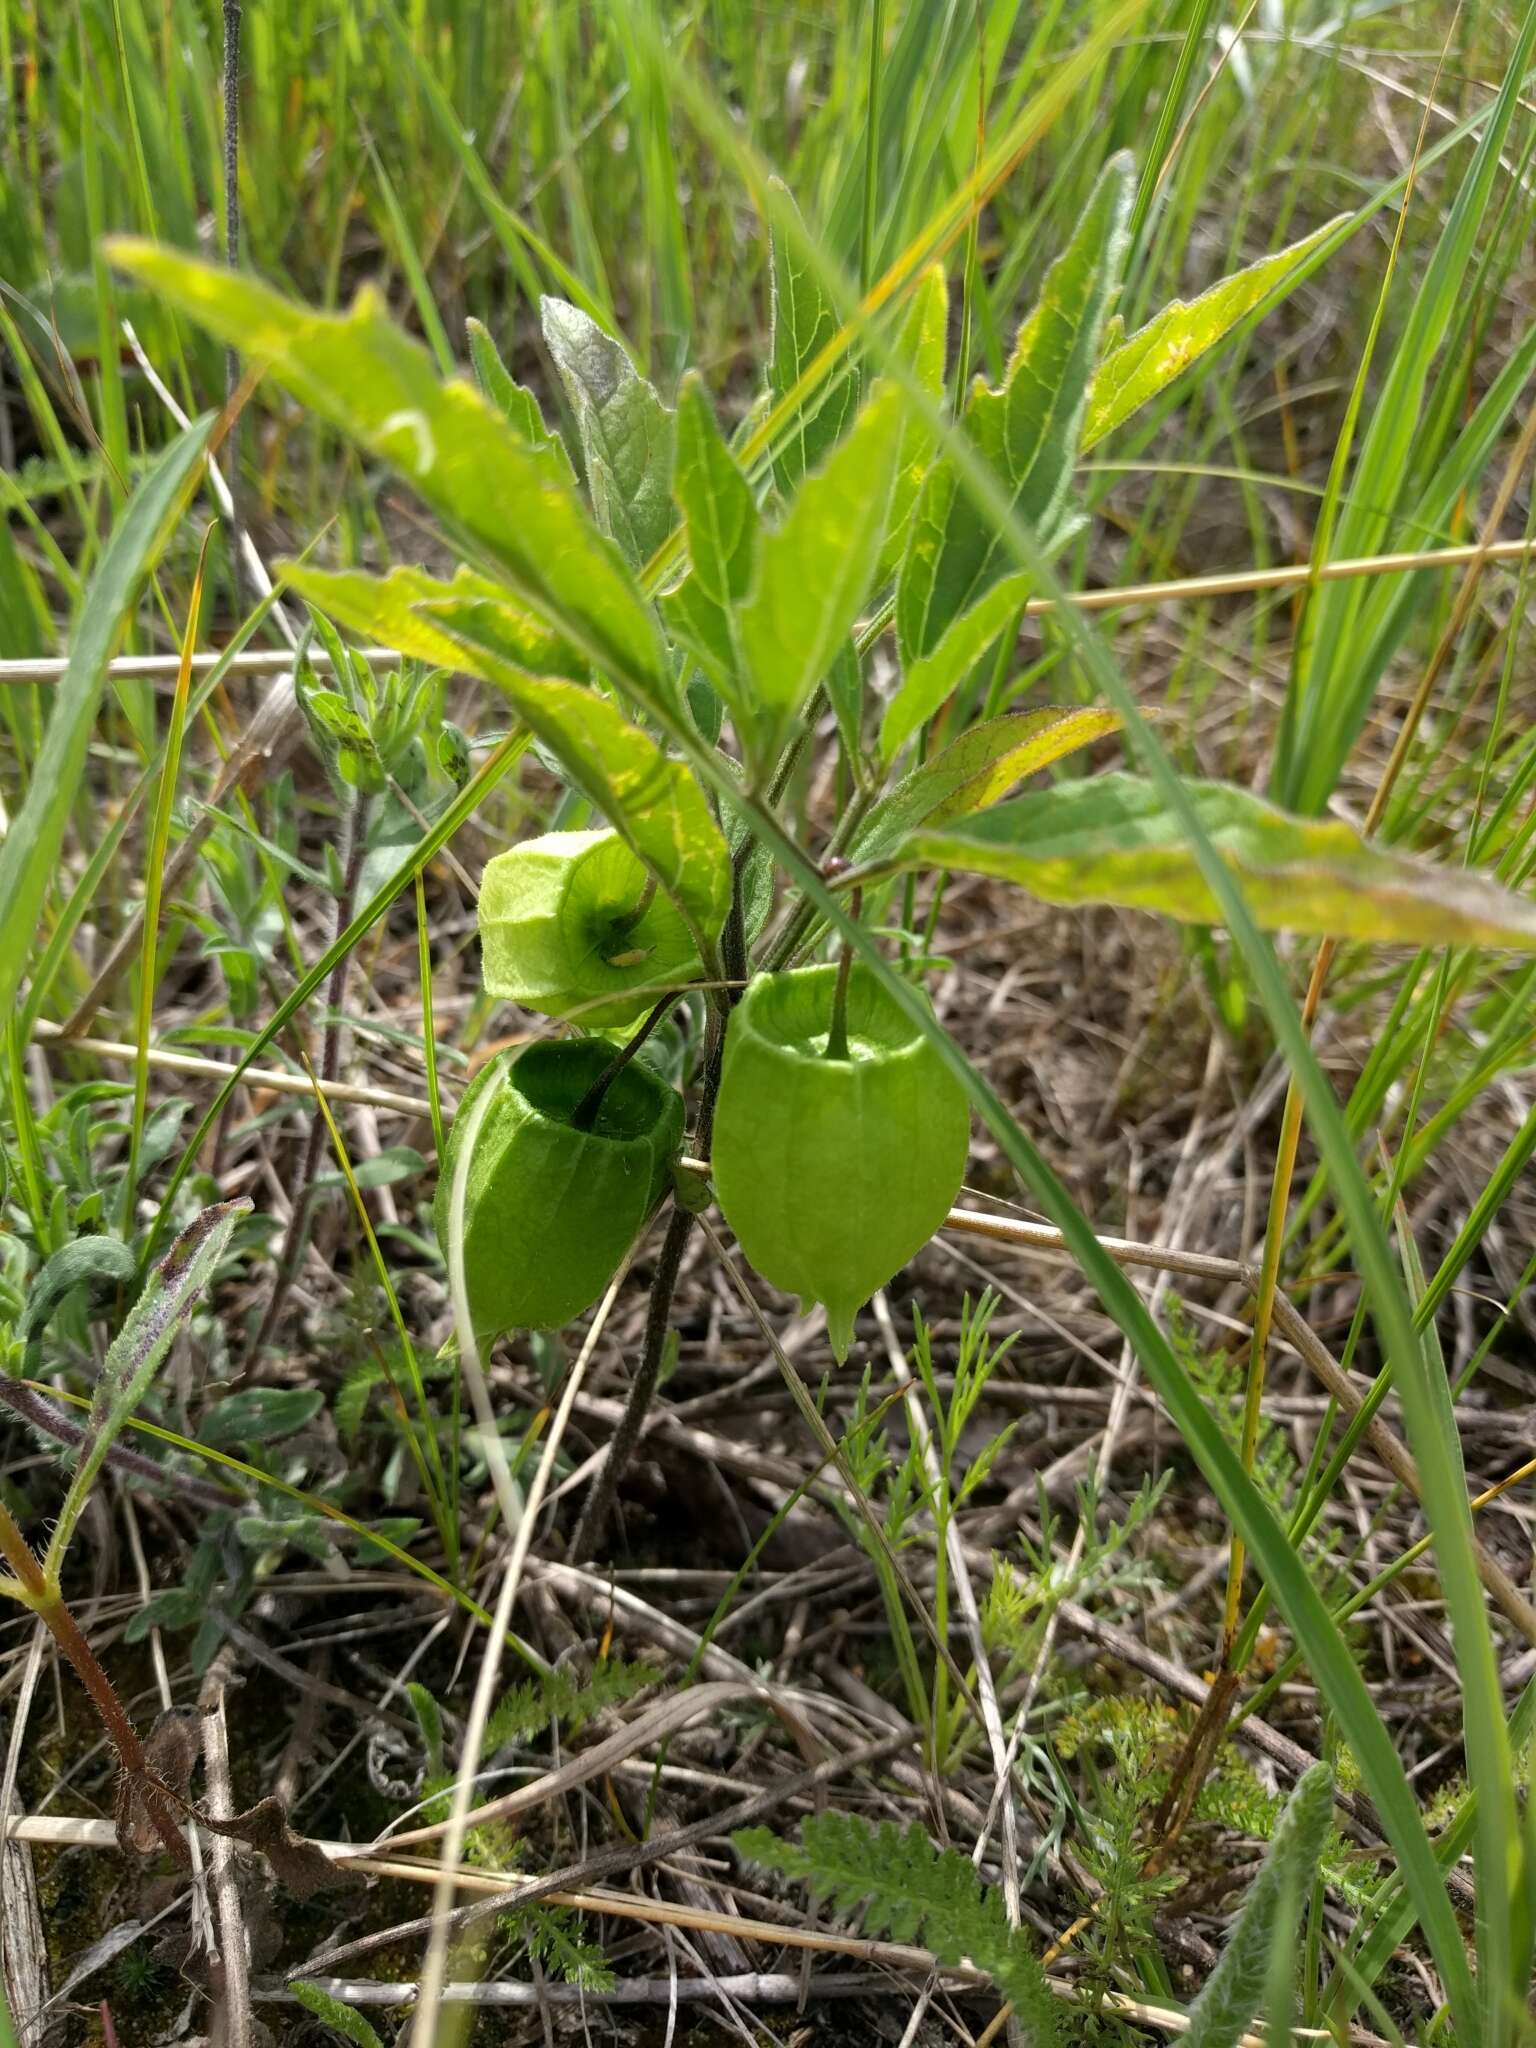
0 416 212 1029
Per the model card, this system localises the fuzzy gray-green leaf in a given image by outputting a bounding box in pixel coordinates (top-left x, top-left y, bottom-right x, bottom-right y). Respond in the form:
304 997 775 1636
542 297 676 566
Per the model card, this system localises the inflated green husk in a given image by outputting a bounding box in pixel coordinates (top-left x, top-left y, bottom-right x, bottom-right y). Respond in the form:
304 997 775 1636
436 1040 684 1334
478 829 701 1027
713 965 971 1359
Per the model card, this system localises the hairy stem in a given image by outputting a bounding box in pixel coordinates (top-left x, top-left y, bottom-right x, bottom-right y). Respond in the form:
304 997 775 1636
0 1500 188 1864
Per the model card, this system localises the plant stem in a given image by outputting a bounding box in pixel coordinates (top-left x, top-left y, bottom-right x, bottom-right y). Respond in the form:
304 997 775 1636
570 988 730 1559
248 792 370 1359
0 1500 188 1864
222 0 243 607
824 887 863 1060
570 993 679 1132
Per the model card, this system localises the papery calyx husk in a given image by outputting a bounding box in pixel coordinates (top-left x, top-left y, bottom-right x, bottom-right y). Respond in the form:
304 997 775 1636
436 1038 684 1335
478 829 702 1028
712 964 970 1359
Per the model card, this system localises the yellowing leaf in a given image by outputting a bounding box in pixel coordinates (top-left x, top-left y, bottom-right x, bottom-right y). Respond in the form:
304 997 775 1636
855 708 1122 864
1083 217 1340 449
423 594 731 950
282 562 584 679
887 774 1536 950
108 242 668 701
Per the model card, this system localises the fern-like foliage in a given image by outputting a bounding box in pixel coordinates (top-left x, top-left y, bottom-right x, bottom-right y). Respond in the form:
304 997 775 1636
736 1814 1059 2045
481 1655 654 1756
514 1902 616 1991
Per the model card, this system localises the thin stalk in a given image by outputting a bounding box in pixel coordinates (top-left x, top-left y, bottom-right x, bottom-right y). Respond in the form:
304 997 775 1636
858 0 885 298
570 976 731 1558
570 993 680 1131
823 887 863 1061
222 0 244 605
248 792 372 1358
0 1501 186 1864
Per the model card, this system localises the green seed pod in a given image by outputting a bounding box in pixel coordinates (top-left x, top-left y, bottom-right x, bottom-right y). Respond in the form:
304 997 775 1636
712 964 970 1360
479 829 700 1028
436 1039 684 1334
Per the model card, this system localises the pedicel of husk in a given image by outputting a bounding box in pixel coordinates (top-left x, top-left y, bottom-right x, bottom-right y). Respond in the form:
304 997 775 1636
478 828 705 1027
711 964 971 1359
434 1039 685 1336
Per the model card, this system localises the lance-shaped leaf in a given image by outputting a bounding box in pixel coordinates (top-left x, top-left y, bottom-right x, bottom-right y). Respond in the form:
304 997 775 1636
660 374 759 710
878 773 1536 949
422 595 731 950
1082 217 1340 450
854 708 1122 864
896 154 1132 670
466 315 575 485
542 298 675 566
736 377 904 764
876 264 948 582
45 1200 250 1579
881 566 1032 763
768 176 859 492
108 243 668 701
283 561 585 679
0 416 211 1027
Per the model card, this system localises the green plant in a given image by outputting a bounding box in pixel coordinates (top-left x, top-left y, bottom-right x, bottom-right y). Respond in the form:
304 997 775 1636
60 62 1536 2042
0 1198 247 1863
735 1811 1061 2043
712 962 970 1356
434 1037 684 1335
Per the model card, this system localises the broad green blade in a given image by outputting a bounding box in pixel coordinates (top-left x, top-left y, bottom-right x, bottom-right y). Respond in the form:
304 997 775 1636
890 773 1536 950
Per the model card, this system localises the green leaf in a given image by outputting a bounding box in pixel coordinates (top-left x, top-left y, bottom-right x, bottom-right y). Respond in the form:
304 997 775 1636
877 264 948 582
768 178 860 493
1184 1764 1335 2048
855 707 1122 864
288 1982 386 2048
886 773 1536 949
19 1235 138 1346
422 596 731 946
542 297 675 566
735 1814 1057 2043
896 154 1132 669
466 316 575 484
199 1387 325 1450
1082 218 1339 450
881 567 1032 762
735 378 905 763
46 1200 248 1577
659 373 759 707
284 561 583 680
0 416 211 1029
108 245 667 699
